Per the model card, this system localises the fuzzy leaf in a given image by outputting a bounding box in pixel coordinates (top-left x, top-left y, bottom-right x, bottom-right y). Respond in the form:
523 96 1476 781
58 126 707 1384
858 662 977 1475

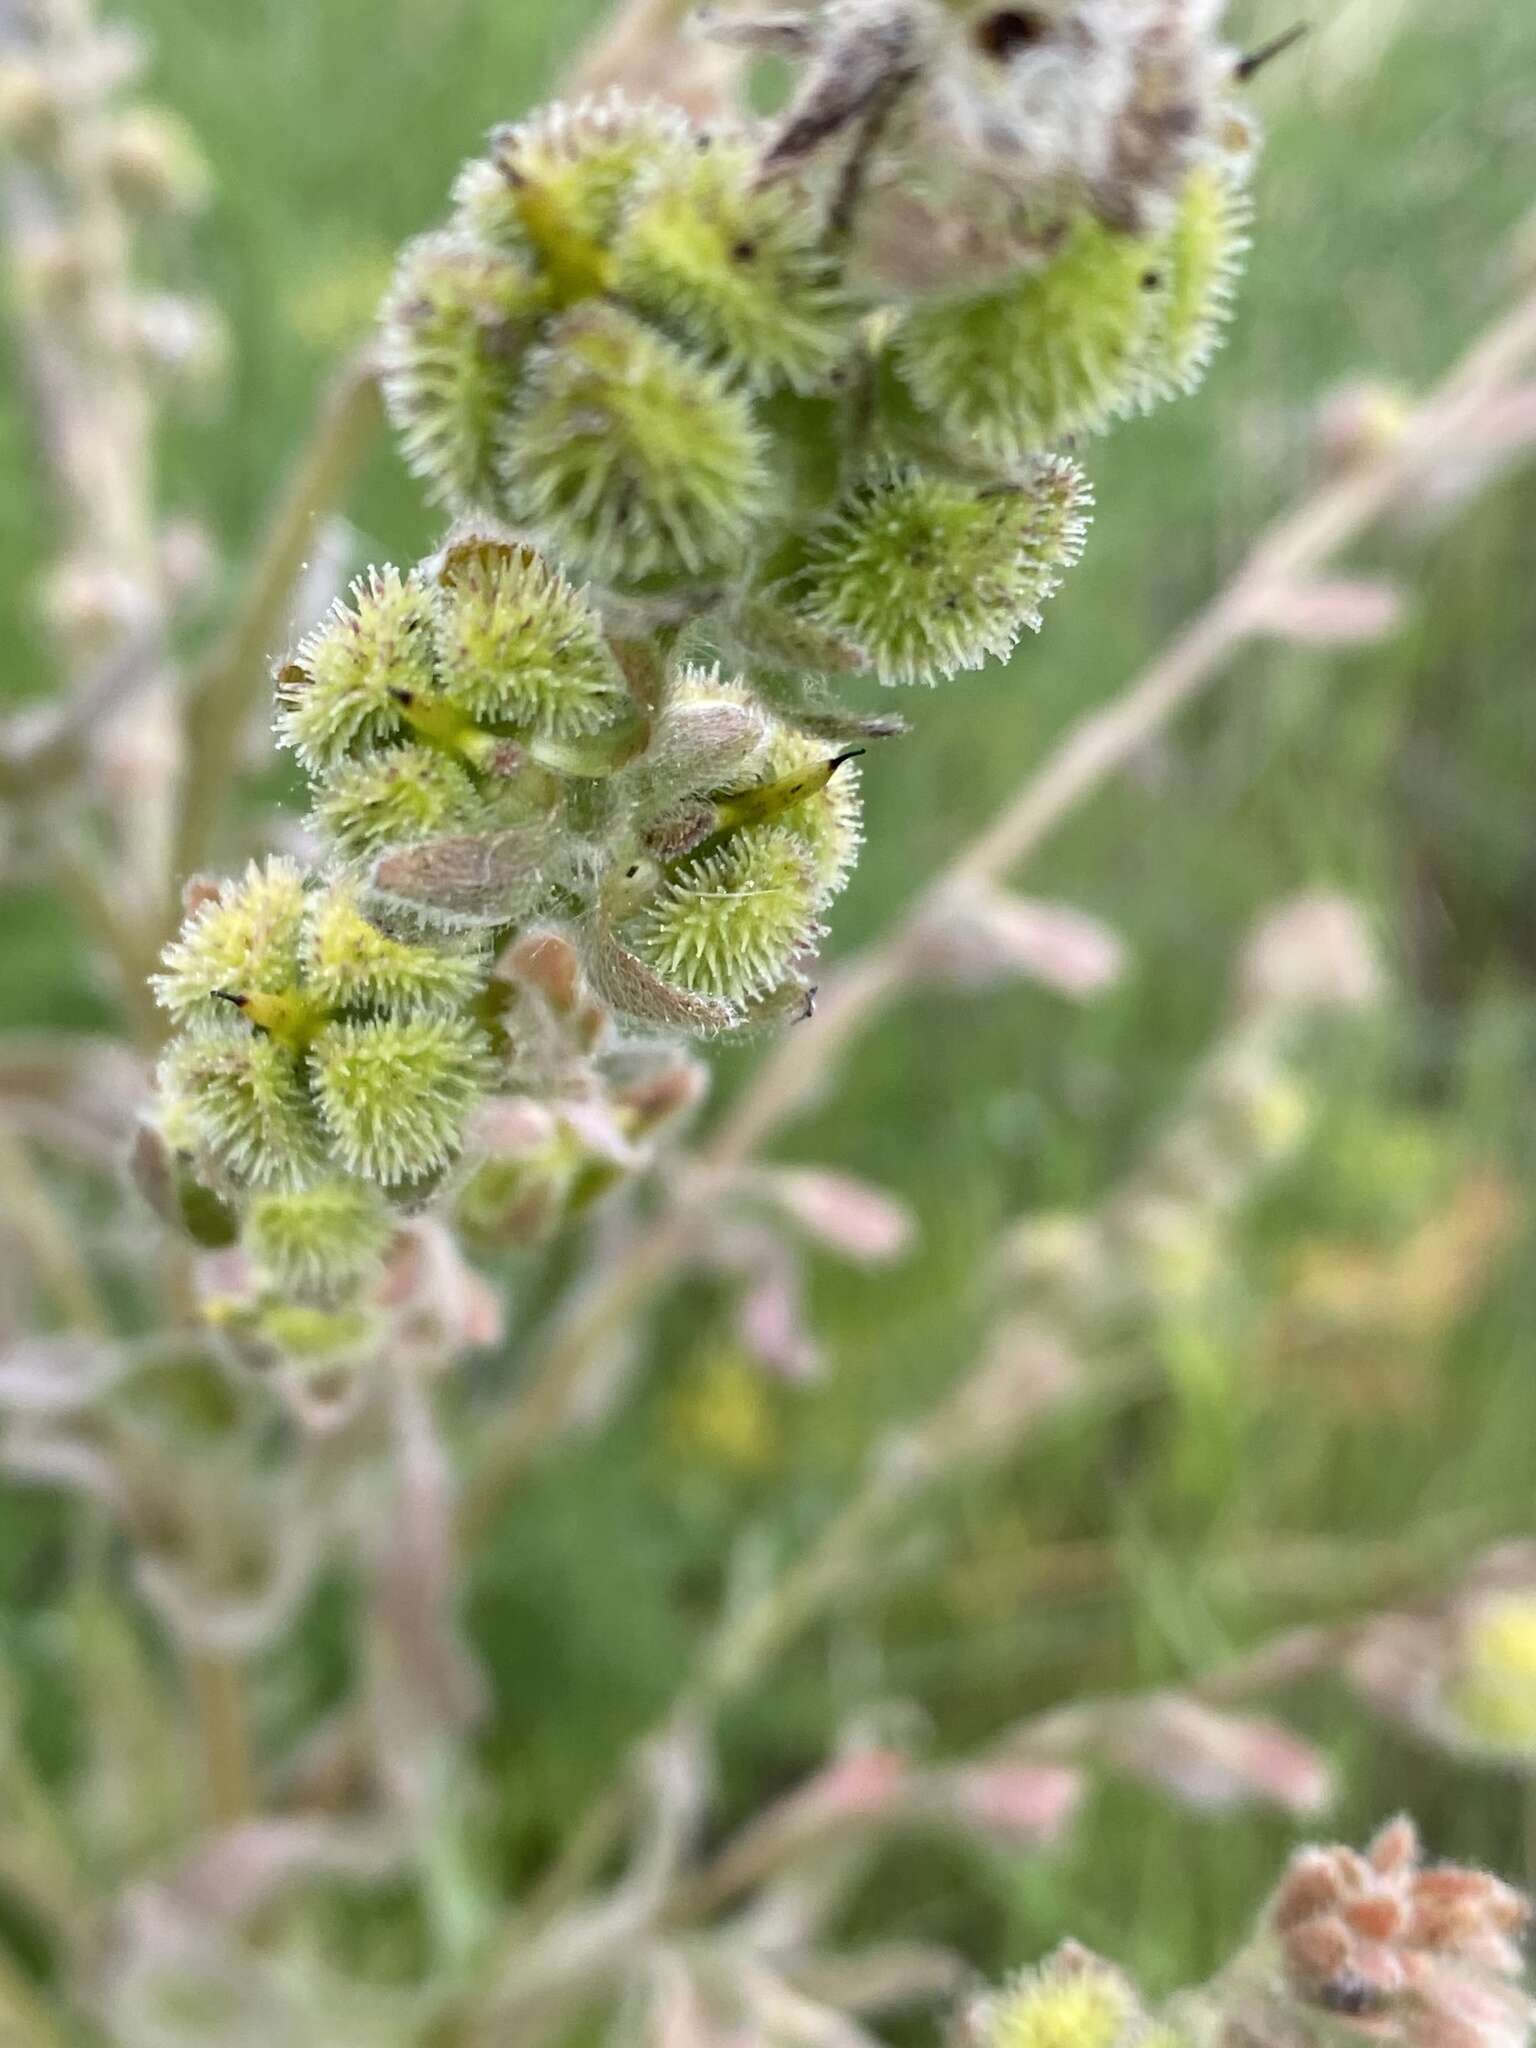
369 825 559 929
582 923 739 1036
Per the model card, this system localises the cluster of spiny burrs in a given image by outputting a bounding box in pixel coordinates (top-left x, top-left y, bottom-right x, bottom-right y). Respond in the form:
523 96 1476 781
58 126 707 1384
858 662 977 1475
152 0 1271 1328
151 529 864 1315
378 1 1262 686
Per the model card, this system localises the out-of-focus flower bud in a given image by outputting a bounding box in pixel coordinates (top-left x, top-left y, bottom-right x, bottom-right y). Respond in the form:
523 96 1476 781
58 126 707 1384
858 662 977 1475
454 1096 578 1250
1114 1195 1222 1307
159 516 219 613
16 228 92 313
735 1252 820 1384
0 58 61 155
1206 1047 1314 1168
105 105 213 215
963 1943 1148 2048
750 1166 916 1267
567 0 740 122
43 555 154 655
500 929 584 1017
1316 378 1412 473
911 884 1128 1001
126 291 229 393
1238 894 1387 1020
1098 1695 1334 1819
926 1760 1083 1848
611 1050 709 1137
378 1216 504 1364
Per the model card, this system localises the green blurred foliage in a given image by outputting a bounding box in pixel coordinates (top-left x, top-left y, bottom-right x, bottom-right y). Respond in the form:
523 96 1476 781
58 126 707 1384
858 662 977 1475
3 0 1536 2006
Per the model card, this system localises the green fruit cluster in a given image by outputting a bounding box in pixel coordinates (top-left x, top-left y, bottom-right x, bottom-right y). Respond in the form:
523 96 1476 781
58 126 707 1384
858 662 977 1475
152 55 1260 1322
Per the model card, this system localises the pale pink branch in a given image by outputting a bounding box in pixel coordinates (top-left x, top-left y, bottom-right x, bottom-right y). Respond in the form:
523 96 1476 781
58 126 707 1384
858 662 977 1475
906 884 1130 1000
1250 577 1408 646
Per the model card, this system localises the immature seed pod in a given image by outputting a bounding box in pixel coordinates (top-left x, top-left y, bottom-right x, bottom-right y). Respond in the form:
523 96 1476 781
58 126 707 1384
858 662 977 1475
453 93 693 278
433 534 629 736
309 1014 487 1186
631 825 821 1005
308 744 485 863
156 1018 326 1190
152 857 307 1017
1133 161 1250 405
156 849 498 1193
243 1181 394 1300
793 459 1089 684
302 881 487 1016
894 215 1160 464
1025 449 1095 582
747 728 864 905
381 231 547 513
499 301 771 587
276 567 440 772
614 133 850 393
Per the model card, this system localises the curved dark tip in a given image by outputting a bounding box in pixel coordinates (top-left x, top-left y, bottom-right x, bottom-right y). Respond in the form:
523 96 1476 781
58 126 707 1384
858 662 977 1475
829 747 867 773
1237 22 1308 81
211 990 248 1009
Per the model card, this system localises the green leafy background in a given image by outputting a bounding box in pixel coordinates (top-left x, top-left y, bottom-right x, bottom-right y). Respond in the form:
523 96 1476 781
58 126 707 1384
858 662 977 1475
3 0 1536 2005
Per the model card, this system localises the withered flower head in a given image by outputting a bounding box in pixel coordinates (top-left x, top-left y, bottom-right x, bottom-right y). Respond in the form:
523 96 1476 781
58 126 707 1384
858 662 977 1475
1260 1821 1532 2048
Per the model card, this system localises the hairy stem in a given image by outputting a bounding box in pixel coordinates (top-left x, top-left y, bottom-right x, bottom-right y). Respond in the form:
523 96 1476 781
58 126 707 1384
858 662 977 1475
187 1647 257 1827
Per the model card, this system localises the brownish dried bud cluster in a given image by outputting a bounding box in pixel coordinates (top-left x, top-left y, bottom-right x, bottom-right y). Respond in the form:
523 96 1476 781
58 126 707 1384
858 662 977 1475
1264 1820 1532 2048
